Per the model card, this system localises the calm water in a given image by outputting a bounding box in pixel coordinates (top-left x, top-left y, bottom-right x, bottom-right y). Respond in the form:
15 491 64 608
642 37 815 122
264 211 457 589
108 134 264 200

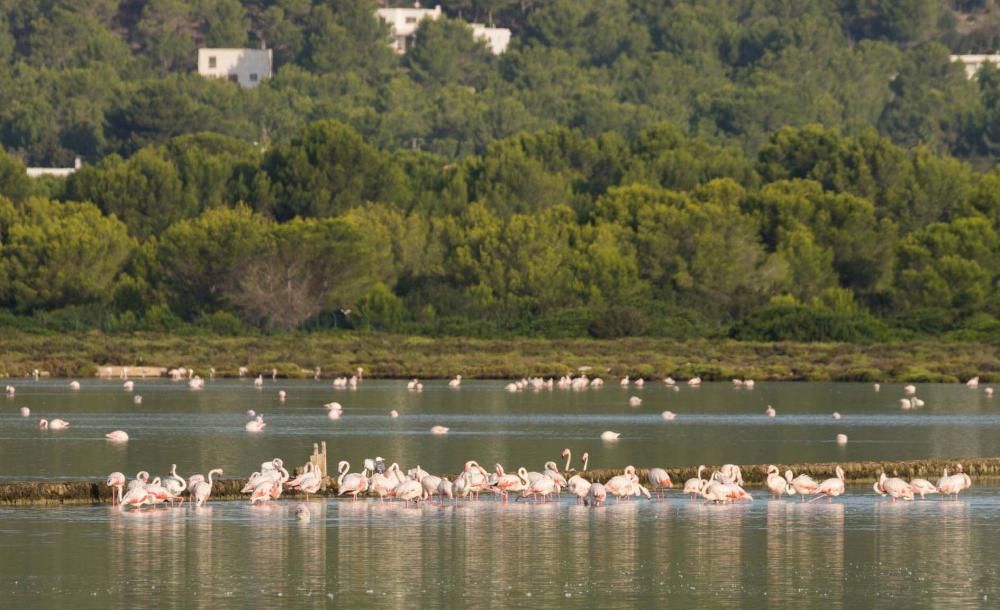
2 379 998 608
0 379 997 479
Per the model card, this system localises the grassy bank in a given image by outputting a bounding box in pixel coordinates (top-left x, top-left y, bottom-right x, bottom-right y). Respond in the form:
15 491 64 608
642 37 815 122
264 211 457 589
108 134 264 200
0 331 997 382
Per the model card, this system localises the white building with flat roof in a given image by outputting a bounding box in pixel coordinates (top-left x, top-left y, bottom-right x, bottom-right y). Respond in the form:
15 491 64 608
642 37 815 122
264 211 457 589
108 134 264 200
197 48 273 88
470 24 511 54
26 157 81 178
950 54 1000 79
376 5 443 53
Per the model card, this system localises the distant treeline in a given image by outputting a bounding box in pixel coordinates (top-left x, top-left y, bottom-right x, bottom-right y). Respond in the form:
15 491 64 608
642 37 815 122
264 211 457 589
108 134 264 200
0 120 998 342
3 1 1000 168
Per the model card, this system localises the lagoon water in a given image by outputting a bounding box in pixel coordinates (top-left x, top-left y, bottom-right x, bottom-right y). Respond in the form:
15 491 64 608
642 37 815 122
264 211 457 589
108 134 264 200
1 379 998 607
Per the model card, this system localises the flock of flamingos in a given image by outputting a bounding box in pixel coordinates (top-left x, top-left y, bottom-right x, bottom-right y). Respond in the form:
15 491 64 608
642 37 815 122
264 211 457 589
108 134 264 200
103 448 976 512
8 369 990 512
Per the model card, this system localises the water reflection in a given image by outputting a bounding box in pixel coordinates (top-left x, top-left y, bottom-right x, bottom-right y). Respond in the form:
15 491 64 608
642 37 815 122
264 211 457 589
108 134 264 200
765 501 844 604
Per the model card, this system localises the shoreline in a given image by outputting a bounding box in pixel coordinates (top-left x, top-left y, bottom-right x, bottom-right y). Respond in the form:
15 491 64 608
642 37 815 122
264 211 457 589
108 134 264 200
2 457 994 506
0 331 997 383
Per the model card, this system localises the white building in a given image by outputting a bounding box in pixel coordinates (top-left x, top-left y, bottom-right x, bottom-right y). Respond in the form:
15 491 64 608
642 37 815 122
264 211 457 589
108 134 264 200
26 157 81 178
470 24 511 55
376 5 443 54
950 54 1000 79
197 48 273 88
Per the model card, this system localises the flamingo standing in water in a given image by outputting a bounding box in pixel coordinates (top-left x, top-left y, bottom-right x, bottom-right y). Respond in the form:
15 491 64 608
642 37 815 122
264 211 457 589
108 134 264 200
192 468 223 507
106 472 126 505
584 483 607 506
647 468 673 498
874 472 913 501
765 465 791 499
561 448 574 472
910 478 938 499
493 464 526 502
245 415 266 432
337 461 369 501
811 466 845 502
788 470 819 500
683 466 707 500
163 465 187 504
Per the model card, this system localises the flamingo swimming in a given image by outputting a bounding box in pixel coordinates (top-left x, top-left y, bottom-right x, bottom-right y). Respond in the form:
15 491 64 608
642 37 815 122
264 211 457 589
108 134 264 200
105 430 129 442
600 431 621 441
38 418 69 430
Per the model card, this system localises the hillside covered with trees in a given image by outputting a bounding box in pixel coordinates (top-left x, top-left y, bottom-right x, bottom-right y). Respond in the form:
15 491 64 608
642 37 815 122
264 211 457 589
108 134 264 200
0 0 999 342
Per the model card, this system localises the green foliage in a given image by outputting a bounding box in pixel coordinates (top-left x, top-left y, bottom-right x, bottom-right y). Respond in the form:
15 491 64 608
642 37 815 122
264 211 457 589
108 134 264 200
731 302 892 342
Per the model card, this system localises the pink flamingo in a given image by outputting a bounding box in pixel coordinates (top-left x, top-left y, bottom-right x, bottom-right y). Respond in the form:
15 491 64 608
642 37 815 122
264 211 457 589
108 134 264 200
105 430 129 443
765 465 791 499
683 466 707 500
493 464 527 502
788 470 819 500
38 418 70 430
874 472 913 501
910 478 938 499
518 473 557 502
337 461 369 501
584 482 606 506
192 468 223 507
106 472 126 505
810 466 845 502
647 468 673 498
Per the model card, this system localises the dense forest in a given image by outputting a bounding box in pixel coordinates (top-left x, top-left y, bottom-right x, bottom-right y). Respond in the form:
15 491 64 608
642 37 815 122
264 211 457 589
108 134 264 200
0 0 999 342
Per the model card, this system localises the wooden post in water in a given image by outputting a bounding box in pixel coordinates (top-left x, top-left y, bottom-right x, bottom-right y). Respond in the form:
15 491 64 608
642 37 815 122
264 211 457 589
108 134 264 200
305 442 329 490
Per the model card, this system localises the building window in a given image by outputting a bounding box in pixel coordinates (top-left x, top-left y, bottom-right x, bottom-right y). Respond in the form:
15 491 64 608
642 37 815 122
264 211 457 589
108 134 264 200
208 56 217 69
228 74 238 83
405 16 417 23
249 73 258 82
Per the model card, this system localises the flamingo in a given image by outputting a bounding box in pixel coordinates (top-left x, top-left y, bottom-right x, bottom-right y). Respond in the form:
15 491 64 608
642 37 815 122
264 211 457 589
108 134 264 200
438 477 454 502
810 466 845 502
431 425 449 435
661 411 676 420
493 464 526 501
561 448 574 472
620 376 630 387
245 415 266 432
600 431 621 441
788 471 819 500
628 396 642 407
133 395 143 404
647 468 673 498
687 376 702 387
105 430 129 443
4 385 13 396
605 466 639 502
873 383 880 392
581 452 589 471
584 482 607 506
449 375 462 388
635 378 645 388
391 478 426 505
192 468 223 507
187 473 205 491
337 461 369 501
567 474 591 503
19 407 29 417
702 472 752 503
904 384 916 395
38 418 69 430
765 405 776 417
832 412 841 420
254 375 263 388
683 465 707 500
106 472 126 505
163 464 187 504
663 377 676 386
910 478 938 499
287 463 323 496
720 464 744 486
69 381 80 390
836 434 848 445
389 410 399 418
519 473 557 502
956 464 973 491
123 381 134 392
875 472 913 501
120 482 150 510
278 390 286 401
765 465 790 499
966 377 980 388
189 377 205 390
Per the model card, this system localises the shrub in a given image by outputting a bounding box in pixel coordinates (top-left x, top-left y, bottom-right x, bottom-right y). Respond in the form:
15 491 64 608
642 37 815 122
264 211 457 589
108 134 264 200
730 303 892 342
588 306 650 339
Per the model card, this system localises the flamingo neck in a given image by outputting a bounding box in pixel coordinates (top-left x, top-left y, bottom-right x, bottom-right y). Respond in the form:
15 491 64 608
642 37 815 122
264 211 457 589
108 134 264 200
583 455 589 471
564 451 571 472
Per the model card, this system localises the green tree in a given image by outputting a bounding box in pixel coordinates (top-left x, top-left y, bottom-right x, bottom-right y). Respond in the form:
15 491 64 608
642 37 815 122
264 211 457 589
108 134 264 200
0 197 134 310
